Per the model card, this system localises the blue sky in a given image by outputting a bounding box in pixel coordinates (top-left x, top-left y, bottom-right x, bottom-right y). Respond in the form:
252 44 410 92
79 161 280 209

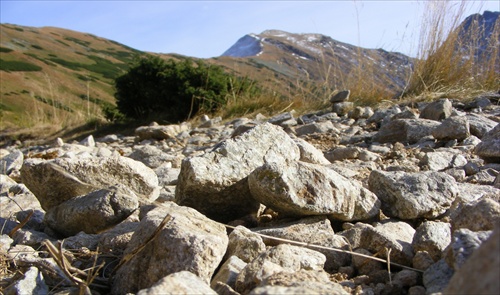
1 1 498 58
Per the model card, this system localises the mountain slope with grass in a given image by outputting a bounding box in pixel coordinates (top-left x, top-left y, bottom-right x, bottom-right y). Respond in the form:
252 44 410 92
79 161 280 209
0 24 152 134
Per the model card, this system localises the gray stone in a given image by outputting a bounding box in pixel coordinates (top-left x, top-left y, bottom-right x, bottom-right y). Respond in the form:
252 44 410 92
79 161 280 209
44 184 138 237
474 123 500 162
21 155 159 211
254 216 350 272
340 221 415 266
135 122 190 141
249 161 380 221
3 266 48 295
225 226 266 263
412 221 451 261
432 116 470 141
0 149 23 175
445 228 492 271
175 123 300 223
324 146 361 162
211 256 247 290
137 271 217 295
332 101 354 116
250 269 349 295
443 226 500 295
294 121 339 136
79 135 95 147
420 98 453 121
350 106 374 120
368 170 459 219
413 251 435 271
112 203 228 294
294 138 331 165
235 244 326 294
128 145 177 169
420 149 467 171
423 259 454 294
267 112 295 126
373 119 441 144
466 113 498 138
155 165 181 186
330 90 350 103
352 248 384 275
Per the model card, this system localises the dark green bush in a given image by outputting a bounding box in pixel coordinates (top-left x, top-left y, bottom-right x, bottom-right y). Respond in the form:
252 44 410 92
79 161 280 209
0 59 42 72
0 47 13 53
31 44 43 50
114 55 259 122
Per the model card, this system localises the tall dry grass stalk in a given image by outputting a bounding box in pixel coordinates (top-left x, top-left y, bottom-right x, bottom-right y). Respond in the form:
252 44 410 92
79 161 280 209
404 0 499 98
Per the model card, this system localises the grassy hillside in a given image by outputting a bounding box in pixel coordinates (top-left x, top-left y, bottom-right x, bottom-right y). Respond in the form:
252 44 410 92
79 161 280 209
0 24 147 134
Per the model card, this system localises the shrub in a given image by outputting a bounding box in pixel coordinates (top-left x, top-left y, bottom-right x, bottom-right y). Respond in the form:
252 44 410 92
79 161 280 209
0 59 42 72
0 47 13 53
115 55 260 123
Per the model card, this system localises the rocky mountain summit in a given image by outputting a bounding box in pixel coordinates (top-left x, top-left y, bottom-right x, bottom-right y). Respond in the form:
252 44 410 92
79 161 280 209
1 92 500 294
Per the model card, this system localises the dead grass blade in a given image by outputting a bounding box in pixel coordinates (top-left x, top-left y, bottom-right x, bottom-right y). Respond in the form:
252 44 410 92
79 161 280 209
224 224 423 273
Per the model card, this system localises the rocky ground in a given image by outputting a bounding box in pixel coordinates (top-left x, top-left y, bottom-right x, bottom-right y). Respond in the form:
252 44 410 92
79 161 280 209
1 92 499 294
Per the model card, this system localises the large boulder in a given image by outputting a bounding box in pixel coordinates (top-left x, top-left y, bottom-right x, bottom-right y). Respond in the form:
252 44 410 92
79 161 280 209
368 170 459 219
175 123 300 222
248 161 380 221
111 203 228 294
21 155 159 211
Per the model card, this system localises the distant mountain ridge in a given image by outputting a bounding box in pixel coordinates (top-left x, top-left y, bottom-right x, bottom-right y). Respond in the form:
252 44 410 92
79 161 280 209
220 29 414 95
1 10 498 133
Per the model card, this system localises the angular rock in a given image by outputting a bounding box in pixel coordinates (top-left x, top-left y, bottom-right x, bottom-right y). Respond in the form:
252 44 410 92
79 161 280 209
420 149 467 171
325 146 361 162
211 256 247 290
350 106 374 120
137 271 217 295
368 170 459 219
175 123 300 222
127 145 177 169
21 155 159 211
474 123 500 162
432 116 470 141
420 98 453 121
254 216 351 271
352 248 384 275
0 149 23 175
450 196 500 232
293 138 330 165
443 226 500 295
294 121 339 136
249 161 380 221
340 221 415 266
423 259 454 294
330 90 350 103
466 113 498 138
3 266 48 295
235 244 326 294
225 226 266 263
251 270 349 295
267 112 295 126
445 228 492 271
44 184 138 237
373 119 441 144
135 122 190 141
332 102 354 116
112 203 228 294
412 221 451 261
